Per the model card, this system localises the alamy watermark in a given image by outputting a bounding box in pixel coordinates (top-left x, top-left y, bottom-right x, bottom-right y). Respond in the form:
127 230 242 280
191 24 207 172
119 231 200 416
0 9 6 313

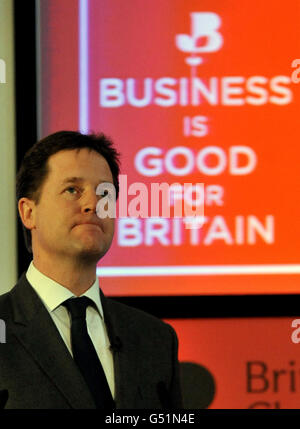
291 59 300 83
0 319 6 343
95 175 205 229
291 319 300 343
0 58 6 84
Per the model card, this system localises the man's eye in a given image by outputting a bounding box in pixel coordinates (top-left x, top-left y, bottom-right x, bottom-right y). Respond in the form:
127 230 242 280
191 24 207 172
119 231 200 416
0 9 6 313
65 186 79 194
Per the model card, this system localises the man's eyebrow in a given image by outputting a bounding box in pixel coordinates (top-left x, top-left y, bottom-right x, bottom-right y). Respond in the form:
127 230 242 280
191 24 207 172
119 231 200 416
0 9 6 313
61 177 84 185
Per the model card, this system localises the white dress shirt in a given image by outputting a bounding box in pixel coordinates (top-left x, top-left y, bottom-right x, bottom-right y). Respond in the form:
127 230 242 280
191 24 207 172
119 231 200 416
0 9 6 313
26 260 115 398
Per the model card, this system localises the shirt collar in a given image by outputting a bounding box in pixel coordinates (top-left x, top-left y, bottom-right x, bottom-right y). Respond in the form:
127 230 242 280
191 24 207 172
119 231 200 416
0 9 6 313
26 260 104 319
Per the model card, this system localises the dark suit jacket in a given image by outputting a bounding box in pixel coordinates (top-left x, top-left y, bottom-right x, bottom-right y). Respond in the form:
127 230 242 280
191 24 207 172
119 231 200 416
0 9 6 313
0 272 182 409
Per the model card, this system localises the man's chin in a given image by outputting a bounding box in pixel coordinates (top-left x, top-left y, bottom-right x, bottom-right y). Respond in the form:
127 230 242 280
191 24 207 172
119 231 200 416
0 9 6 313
75 245 109 263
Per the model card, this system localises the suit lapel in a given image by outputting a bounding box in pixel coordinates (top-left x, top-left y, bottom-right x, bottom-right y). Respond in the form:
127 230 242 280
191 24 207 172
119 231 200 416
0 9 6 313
9 273 96 409
9 273 142 409
100 291 142 408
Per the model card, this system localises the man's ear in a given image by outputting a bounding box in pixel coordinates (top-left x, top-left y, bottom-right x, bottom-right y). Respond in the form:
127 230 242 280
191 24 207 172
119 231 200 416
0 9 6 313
18 198 36 230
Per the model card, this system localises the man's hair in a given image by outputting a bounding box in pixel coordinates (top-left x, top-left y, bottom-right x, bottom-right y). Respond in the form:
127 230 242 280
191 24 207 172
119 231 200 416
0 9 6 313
16 130 121 254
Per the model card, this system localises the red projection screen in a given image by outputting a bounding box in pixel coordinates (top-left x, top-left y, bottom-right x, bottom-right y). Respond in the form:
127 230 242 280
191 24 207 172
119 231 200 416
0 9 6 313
167 317 300 409
37 0 300 296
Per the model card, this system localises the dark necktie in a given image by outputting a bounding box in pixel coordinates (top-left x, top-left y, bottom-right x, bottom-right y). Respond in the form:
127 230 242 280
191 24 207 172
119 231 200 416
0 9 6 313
62 296 115 409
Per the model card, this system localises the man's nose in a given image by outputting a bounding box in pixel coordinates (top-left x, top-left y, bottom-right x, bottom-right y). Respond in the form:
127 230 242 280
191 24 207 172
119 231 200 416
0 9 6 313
81 190 100 213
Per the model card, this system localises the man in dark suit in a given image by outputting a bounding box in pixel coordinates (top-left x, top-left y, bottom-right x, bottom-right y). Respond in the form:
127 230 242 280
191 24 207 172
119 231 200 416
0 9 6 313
0 131 182 409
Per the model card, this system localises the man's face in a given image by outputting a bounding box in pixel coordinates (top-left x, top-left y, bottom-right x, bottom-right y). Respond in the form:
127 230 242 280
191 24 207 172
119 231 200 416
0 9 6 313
28 148 115 263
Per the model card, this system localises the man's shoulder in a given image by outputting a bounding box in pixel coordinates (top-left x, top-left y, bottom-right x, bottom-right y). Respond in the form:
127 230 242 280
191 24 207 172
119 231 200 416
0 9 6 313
104 295 175 337
0 289 14 320
0 274 27 321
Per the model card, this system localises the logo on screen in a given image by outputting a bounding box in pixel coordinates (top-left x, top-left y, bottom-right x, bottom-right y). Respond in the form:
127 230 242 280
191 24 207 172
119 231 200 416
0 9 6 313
175 12 223 66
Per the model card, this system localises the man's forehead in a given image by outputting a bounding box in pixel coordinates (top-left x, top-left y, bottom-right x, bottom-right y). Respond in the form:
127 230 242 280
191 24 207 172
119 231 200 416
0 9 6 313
47 149 113 181
48 148 107 164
